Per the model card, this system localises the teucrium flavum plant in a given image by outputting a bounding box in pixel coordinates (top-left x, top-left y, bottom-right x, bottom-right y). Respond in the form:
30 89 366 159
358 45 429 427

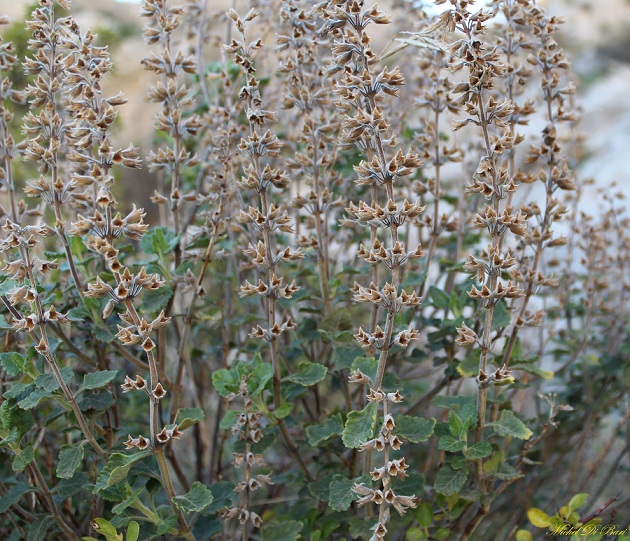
0 1 627 540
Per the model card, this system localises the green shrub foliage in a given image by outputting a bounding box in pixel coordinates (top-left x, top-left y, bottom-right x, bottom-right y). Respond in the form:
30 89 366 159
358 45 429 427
0 1 628 540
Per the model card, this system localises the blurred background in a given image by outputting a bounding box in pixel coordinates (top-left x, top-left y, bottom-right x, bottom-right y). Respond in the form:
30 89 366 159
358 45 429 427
0 0 629 208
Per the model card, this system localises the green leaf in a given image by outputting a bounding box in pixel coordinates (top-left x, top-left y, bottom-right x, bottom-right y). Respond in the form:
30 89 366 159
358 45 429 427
69 235 86 260
95 452 151 492
54 473 89 498
57 443 85 479
172 482 214 513
527 508 552 527
321 519 340 541
392 472 425 496
0 314 12 329
483 450 503 474
487 410 533 440
308 473 336 501
515 530 532 541
91 517 121 541
332 347 364 370
0 482 33 513
82 298 102 320
261 520 303 541
1 402 34 440
416 502 433 527
93 323 117 343
406 527 427 541
141 227 179 258
273 401 293 419
495 462 524 481
12 445 35 472
0 278 17 295
348 516 379 539
111 489 142 516
212 359 273 398
4 382 34 401
285 361 327 386
27 516 54 541
491 299 511 330
233 430 276 455
567 493 589 514
342 402 378 448
438 435 466 452
156 514 177 536
396 416 435 443
140 287 173 313
463 441 492 460
434 466 468 496
448 410 466 439
0 353 27 377
459 486 481 502
432 395 478 426
306 413 344 446
350 356 378 384
450 456 469 470
219 410 237 430
197 518 227 538
203 481 236 515
79 390 115 411
81 370 118 391
328 475 359 511
248 361 273 397
67 306 89 321
212 368 238 397
429 286 450 309
34 367 74 392
511 362 554 380
18 389 50 410
174 407 205 431
319 308 353 334
456 351 479 378
126 521 140 541
434 528 452 540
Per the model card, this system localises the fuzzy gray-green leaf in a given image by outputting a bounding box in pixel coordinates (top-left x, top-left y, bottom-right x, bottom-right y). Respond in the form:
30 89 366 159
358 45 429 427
12 445 35 472
463 441 492 460
434 466 468 495
285 361 327 386
56 443 85 479
27 516 54 541
95 452 151 492
342 402 378 448
306 413 344 446
487 410 533 440
81 370 118 391
174 407 205 431
438 435 466 452
261 520 303 541
172 482 214 513
328 475 358 511
396 415 435 443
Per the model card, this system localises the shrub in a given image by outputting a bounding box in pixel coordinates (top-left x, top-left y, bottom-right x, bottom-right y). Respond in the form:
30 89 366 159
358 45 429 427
0 1 628 540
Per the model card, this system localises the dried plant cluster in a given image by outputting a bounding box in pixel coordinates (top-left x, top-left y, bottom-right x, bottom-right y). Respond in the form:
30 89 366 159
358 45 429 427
0 1 628 540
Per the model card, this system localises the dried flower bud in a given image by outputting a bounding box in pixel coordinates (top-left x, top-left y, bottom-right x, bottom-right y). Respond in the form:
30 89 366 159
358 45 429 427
151 382 166 400
167 425 183 440
156 427 170 444
387 391 403 403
